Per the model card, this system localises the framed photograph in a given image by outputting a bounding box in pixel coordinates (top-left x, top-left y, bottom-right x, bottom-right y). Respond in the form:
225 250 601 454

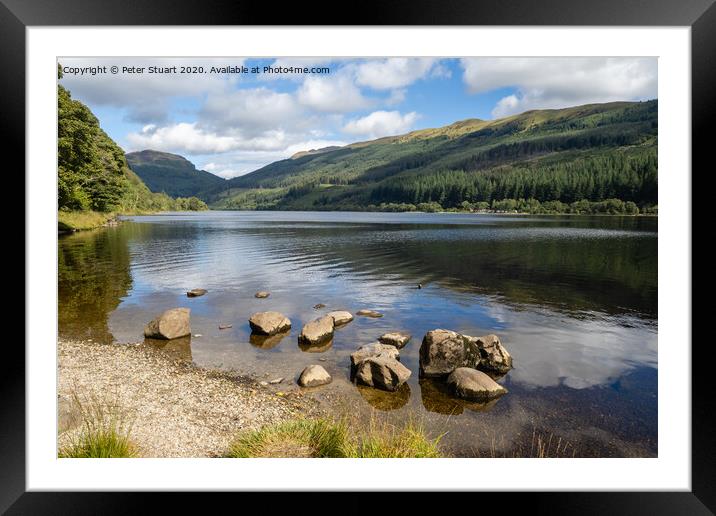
8 0 710 511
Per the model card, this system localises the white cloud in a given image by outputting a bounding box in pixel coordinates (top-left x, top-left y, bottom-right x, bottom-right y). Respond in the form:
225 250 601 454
460 57 658 118
200 87 302 135
126 123 239 154
355 58 439 90
342 110 420 139
297 74 372 112
59 57 245 123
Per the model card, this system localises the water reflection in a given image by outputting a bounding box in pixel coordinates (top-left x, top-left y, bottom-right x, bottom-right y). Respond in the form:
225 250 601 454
357 382 411 410
419 378 501 415
143 335 193 362
58 226 133 343
250 331 290 349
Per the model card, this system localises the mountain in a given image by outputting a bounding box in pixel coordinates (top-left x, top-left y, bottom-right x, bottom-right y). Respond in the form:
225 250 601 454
125 150 226 200
208 100 657 211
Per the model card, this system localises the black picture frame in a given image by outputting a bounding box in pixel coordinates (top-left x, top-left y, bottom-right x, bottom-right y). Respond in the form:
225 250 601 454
6 0 711 512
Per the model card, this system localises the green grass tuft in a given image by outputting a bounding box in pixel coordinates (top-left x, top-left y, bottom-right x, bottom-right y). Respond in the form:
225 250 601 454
58 210 117 232
227 416 443 458
228 418 351 458
58 390 138 458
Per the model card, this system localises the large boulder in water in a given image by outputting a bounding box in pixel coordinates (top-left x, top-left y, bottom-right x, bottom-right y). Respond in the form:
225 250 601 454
249 311 291 335
446 367 507 401
350 342 399 372
355 356 411 392
144 308 191 340
419 329 481 377
469 334 513 374
298 315 335 346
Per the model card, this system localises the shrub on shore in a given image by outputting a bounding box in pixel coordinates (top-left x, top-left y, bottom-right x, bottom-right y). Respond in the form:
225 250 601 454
227 417 442 458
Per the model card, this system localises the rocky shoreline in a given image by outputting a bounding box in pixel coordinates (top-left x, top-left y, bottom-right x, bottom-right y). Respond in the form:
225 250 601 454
58 338 318 457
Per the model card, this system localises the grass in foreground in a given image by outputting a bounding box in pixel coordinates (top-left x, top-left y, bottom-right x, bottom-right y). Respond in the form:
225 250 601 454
58 210 116 231
58 390 138 458
227 417 442 458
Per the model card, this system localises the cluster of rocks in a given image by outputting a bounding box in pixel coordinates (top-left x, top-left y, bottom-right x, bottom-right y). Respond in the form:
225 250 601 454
143 295 512 404
419 329 512 401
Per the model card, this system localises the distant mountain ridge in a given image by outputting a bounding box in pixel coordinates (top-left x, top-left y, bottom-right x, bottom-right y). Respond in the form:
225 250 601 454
125 150 226 200
205 100 657 211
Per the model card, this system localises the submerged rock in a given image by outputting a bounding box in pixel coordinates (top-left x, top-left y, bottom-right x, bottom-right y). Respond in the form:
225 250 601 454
350 342 400 372
378 331 411 349
218 324 233 330
186 288 207 297
255 291 270 299
298 365 332 387
327 310 353 326
313 303 326 309
356 309 383 318
446 367 507 401
355 356 411 392
249 311 292 335
144 307 191 340
298 315 335 346
418 329 480 377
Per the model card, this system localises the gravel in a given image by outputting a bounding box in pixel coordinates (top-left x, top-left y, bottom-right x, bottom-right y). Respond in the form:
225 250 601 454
58 338 319 458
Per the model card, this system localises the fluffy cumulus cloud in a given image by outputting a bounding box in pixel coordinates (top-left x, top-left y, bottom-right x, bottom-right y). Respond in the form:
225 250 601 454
342 110 420 139
354 58 439 90
297 74 372 112
460 57 658 118
199 87 302 134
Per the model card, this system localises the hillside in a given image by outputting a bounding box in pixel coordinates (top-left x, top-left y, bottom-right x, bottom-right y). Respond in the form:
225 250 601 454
208 100 657 212
58 65 208 229
126 150 226 200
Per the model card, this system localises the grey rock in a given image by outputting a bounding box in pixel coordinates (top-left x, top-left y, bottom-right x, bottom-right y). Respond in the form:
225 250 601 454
355 356 411 391
144 308 191 340
327 310 353 326
356 309 383 318
186 288 207 297
469 334 513 374
298 365 332 387
418 329 480 377
378 331 411 349
350 342 400 371
249 311 292 335
255 291 270 298
298 315 335 346
446 367 507 401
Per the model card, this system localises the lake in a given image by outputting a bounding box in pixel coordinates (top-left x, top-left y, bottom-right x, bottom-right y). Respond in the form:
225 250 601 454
58 211 658 457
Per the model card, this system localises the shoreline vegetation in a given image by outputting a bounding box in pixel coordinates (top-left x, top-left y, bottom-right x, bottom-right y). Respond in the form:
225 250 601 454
245 197 657 216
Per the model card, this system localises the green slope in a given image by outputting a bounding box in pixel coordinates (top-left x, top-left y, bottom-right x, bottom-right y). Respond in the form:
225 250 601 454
58 64 208 223
210 100 657 211
126 150 226 201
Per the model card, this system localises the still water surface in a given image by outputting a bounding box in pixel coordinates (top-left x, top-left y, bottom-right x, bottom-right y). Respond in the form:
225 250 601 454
58 211 657 457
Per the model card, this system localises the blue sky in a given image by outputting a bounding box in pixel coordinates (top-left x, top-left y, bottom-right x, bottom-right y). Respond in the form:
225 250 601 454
59 57 657 178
